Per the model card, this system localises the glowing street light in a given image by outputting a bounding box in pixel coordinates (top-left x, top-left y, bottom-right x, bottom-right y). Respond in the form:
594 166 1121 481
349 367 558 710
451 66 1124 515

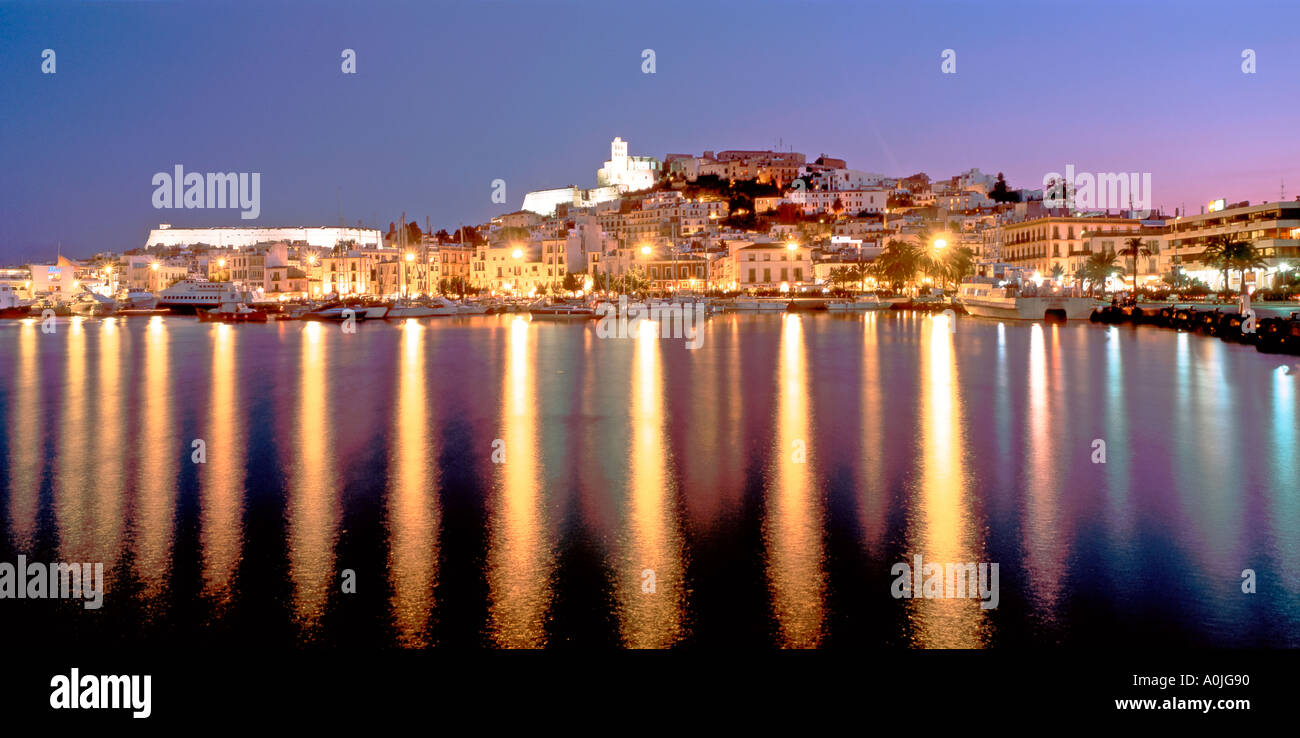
786 242 798 252
640 245 652 256
405 252 415 262
933 238 947 250
151 262 160 271
512 248 523 260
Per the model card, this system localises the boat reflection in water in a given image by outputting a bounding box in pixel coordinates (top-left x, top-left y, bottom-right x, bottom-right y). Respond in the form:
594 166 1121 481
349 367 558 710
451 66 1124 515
0 311 1298 648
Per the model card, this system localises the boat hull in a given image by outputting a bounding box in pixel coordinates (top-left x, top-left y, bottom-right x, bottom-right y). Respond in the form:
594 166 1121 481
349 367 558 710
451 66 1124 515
959 296 1097 320
386 306 440 318
529 310 595 321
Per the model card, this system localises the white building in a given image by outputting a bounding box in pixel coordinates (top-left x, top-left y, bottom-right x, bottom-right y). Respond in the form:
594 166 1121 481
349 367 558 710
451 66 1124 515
521 185 622 217
810 169 892 191
596 137 659 191
144 225 384 250
786 189 888 216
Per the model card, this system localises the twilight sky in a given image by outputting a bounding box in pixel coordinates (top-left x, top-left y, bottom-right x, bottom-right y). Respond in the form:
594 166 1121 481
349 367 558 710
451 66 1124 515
1 0 1298 263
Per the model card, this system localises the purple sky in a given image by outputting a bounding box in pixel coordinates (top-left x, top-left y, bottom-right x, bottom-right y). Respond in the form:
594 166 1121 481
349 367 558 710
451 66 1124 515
2 0 1298 262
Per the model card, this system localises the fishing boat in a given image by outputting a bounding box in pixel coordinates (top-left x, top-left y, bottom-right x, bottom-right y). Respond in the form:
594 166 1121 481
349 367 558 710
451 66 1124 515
456 300 489 315
957 277 1096 321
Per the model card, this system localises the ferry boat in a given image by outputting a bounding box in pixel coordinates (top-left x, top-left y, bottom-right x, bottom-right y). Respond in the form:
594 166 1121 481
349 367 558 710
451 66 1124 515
957 277 1096 321
158 280 244 315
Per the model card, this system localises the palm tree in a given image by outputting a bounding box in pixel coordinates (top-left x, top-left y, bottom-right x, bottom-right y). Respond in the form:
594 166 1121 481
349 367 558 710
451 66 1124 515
616 268 650 296
1117 236 1153 299
877 239 920 292
1223 240 1268 295
1050 263 1065 283
1200 234 1236 291
1081 249 1123 297
938 247 975 291
828 266 852 291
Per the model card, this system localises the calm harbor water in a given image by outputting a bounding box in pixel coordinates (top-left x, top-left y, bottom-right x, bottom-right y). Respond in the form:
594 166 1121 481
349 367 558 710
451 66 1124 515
0 312 1297 648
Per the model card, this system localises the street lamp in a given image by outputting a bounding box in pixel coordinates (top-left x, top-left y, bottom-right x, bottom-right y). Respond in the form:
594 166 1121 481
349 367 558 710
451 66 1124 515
933 238 947 250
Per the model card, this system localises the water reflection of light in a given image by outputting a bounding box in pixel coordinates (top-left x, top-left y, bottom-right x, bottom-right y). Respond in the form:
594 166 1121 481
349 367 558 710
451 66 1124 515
135 316 174 600
1104 326 1132 531
6 320 40 548
488 316 553 647
1271 368 1298 548
388 319 439 646
1022 323 1065 616
909 314 984 648
859 312 887 552
1274 367 1296 468
202 323 243 604
289 320 338 634
91 319 125 569
55 317 90 563
1185 340 1238 573
764 314 826 647
618 324 684 647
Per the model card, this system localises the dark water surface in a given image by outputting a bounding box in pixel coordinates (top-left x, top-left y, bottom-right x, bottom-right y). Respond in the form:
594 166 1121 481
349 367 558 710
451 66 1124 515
0 312 1296 648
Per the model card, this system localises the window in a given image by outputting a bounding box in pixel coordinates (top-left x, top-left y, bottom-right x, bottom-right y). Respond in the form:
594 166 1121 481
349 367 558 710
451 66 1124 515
794 268 803 282
747 269 755 283
763 268 771 283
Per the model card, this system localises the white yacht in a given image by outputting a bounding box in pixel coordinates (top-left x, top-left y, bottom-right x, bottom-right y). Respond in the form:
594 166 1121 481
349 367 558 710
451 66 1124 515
386 300 440 319
158 280 244 314
957 277 1097 321
69 291 117 317
117 287 158 310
